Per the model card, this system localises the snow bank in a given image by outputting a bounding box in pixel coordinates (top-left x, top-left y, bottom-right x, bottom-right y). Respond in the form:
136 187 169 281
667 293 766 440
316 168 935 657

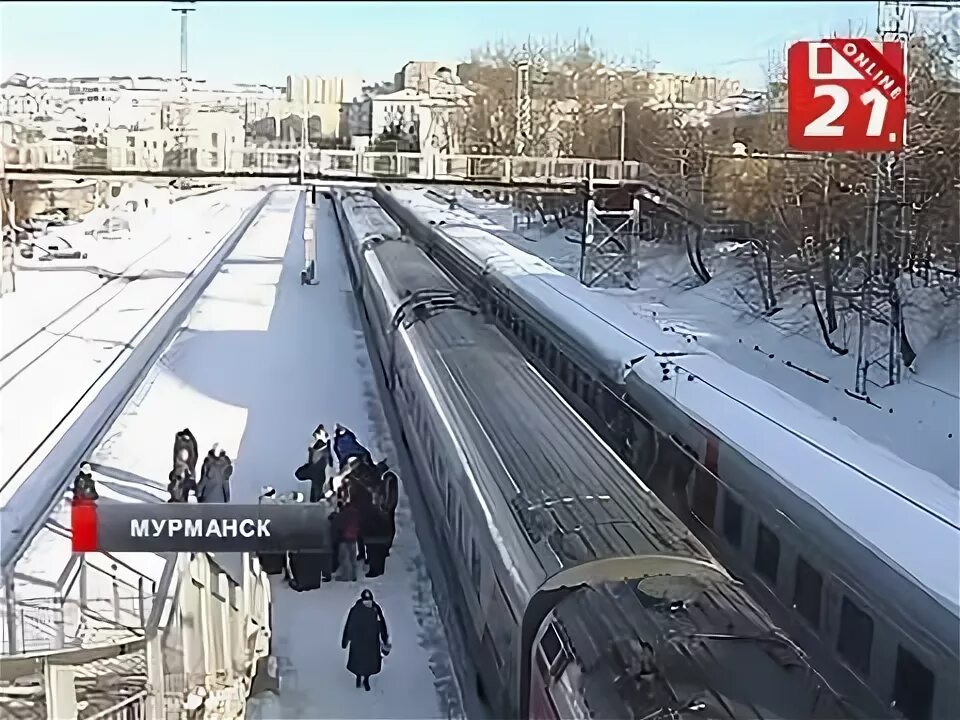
385 186 960 617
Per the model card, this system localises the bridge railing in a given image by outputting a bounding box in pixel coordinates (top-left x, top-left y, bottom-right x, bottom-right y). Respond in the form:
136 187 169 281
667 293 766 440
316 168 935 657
3 142 645 185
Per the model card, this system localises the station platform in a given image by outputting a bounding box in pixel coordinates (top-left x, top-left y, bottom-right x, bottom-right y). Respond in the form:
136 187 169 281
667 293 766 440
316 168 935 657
10 187 464 718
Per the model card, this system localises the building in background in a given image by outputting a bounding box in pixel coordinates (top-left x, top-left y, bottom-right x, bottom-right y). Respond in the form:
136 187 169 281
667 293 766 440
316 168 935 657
245 75 364 145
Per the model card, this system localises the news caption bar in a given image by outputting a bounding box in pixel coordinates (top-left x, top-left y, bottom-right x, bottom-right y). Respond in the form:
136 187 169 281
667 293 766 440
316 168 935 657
71 503 331 553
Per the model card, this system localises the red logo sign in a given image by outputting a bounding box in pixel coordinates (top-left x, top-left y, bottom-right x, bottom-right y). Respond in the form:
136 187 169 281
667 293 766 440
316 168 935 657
788 38 907 152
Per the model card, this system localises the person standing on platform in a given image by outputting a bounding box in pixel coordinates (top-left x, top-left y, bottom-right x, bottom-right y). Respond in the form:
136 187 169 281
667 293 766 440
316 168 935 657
306 426 333 502
72 462 99 502
197 444 233 503
381 470 399 556
168 447 196 503
360 501 390 578
333 424 372 471
173 428 199 478
336 492 362 581
341 589 390 692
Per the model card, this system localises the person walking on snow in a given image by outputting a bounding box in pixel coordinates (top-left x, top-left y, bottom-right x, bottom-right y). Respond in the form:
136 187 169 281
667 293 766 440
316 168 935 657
341 589 390 692
197 444 233 503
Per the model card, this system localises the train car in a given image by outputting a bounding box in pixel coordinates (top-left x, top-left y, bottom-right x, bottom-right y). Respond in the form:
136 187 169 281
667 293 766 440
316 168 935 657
332 189 863 720
373 185 958 720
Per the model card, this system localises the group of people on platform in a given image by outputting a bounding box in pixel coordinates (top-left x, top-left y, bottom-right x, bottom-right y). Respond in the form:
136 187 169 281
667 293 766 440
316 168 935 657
168 428 235 504
285 423 399 583
69 424 396 693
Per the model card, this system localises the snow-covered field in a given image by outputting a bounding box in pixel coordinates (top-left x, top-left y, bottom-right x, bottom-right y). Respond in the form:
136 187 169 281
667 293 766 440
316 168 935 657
440 189 959 488
9 187 462 717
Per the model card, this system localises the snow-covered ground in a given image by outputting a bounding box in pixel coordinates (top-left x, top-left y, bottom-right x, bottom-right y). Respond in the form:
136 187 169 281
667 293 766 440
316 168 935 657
9 187 463 718
0 190 266 533
440 189 960 488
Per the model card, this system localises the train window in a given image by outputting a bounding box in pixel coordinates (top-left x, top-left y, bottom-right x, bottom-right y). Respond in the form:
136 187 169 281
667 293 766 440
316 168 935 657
536 623 568 682
691 472 718 528
837 595 873 676
722 495 743 547
581 375 592 403
445 485 455 526
892 646 934 720
470 540 482 591
793 557 822 628
547 345 557 371
754 523 780 584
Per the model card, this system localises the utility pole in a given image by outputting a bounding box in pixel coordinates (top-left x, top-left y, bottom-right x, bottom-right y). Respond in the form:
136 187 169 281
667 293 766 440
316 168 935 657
171 1 196 79
171 2 197 172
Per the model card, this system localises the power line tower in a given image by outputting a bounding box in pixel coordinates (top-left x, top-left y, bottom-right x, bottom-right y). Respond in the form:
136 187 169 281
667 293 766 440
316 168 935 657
854 0 948 392
512 45 548 156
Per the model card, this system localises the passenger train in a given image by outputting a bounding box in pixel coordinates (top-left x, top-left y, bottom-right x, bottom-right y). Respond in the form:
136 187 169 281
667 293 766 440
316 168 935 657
331 188 869 720
373 186 959 720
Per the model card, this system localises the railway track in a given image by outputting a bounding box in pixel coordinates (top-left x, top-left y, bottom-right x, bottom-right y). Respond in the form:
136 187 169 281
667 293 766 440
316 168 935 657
0 190 274 573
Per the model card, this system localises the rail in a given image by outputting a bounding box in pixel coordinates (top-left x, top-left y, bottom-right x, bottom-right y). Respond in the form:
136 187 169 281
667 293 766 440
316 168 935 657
3 143 648 186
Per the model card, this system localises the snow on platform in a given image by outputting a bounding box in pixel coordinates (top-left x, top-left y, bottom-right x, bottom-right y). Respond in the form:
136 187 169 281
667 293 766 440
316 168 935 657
386 187 960 617
0 191 264 510
13 188 462 718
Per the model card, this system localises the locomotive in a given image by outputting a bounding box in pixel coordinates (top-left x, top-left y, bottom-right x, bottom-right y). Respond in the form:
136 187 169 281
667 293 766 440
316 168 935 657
332 189 865 720
373 185 958 720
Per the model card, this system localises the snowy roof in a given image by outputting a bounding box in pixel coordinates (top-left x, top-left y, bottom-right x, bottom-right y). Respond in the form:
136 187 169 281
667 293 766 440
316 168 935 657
371 88 427 102
388 187 960 618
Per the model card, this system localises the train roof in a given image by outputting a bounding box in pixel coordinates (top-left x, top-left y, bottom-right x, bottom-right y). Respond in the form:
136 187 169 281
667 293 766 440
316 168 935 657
368 237 717 581
556 582 855 719
381 186 960 619
339 190 722 583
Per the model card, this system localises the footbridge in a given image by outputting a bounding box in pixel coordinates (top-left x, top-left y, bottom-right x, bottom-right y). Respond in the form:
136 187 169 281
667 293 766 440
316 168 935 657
3 144 708 226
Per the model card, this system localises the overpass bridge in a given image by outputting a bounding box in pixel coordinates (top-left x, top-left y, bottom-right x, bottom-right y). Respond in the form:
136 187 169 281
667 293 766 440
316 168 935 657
3 145 706 224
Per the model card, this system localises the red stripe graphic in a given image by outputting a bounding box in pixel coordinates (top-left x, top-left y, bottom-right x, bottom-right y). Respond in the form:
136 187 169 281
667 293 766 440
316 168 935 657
71 501 98 552
826 38 904 100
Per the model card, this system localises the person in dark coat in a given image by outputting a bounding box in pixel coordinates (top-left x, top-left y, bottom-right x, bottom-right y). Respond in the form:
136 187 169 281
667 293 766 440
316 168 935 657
303 427 333 502
173 428 199 477
381 470 399 555
257 487 286 575
336 494 362 581
197 444 233 503
72 462 99 502
324 500 344 583
360 502 391 578
333 424 372 471
341 589 389 691
168 448 196 503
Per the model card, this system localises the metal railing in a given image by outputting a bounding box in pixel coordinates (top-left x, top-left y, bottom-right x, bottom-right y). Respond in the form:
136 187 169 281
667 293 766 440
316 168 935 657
1 552 272 720
3 142 644 186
